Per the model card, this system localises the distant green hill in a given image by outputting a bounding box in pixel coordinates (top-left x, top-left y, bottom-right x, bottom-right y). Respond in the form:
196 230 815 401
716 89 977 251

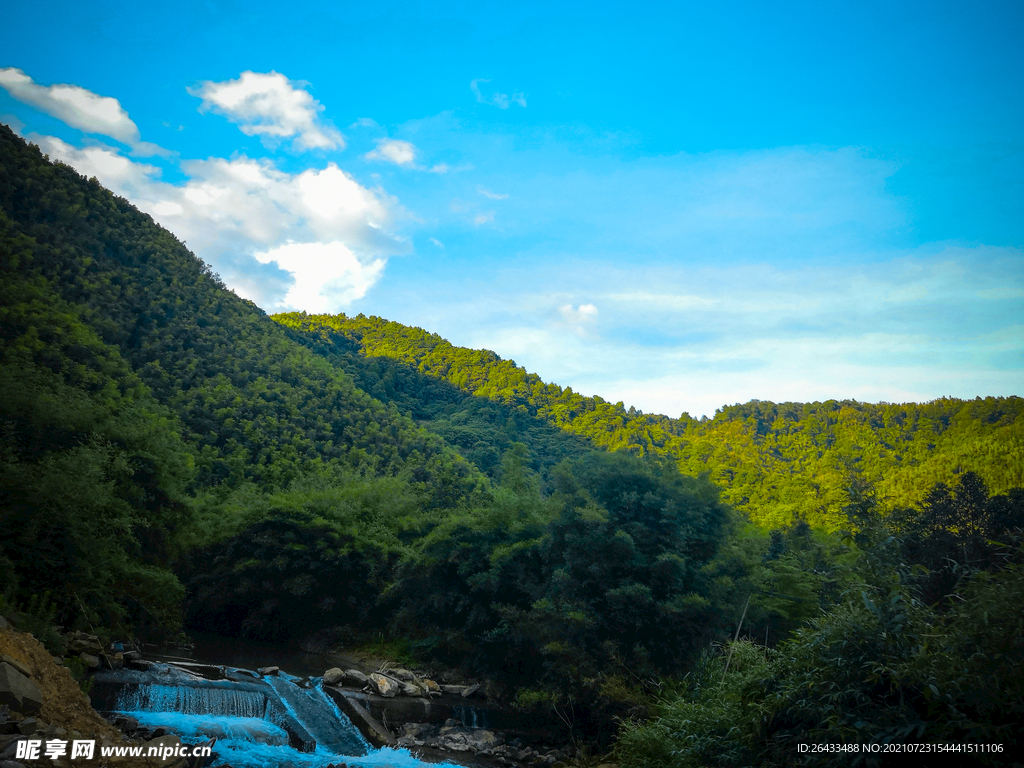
276 312 1024 529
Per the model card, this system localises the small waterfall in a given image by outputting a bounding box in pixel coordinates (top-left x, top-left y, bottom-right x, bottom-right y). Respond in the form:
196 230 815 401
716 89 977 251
103 661 463 768
453 704 487 729
128 712 290 746
311 681 371 753
116 684 267 719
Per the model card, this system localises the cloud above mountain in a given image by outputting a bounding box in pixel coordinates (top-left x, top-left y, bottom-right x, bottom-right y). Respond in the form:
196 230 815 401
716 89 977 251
0 67 163 155
10 69 405 313
188 70 344 151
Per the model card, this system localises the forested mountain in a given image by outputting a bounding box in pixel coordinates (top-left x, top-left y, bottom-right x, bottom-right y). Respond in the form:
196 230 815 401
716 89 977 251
0 125 734 702
0 124 484 632
273 312 597 481
2 123 1022 760
277 312 1024 529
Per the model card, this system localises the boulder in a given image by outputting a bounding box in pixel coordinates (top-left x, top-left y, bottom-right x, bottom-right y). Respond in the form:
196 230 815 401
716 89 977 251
66 631 103 656
102 652 124 671
422 678 441 696
399 680 423 697
389 667 416 681
113 715 140 732
401 723 436 739
0 663 42 715
0 656 30 679
79 652 101 669
440 685 467 696
342 669 368 686
257 666 279 676
461 683 482 698
323 668 344 685
368 672 399 698
437 727 500 753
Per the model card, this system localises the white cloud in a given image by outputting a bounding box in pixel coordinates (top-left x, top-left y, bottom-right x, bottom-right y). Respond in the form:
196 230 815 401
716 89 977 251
392 246 1023 419
478 186 509 199
188 71 343 150
558 303 599 335
364 138 417 166
362 139 455 174
470 78 527 109
429 237 445 248
0 68 163 155
560 303 598 321
29 134 161 199
254 242 385 311
29 131 404 312
474 211 495 225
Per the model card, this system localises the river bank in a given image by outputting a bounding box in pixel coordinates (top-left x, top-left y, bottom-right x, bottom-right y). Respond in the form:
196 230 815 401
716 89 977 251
1 617 599 768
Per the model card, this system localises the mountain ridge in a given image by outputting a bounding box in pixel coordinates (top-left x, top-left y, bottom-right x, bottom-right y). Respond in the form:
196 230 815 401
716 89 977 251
275 311 1024 529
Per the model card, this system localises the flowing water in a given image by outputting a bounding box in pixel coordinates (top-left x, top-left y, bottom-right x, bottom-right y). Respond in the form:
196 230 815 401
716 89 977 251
93 660 463 768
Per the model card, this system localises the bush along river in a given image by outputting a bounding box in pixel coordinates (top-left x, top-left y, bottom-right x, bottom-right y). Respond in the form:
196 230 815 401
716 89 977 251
85 635 575 768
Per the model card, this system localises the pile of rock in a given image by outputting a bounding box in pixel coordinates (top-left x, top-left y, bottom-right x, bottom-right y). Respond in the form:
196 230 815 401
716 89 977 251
0 655 194 768
1 653 47 761
323 666 479 700
108 715 180 744
395 721 579 766
65 632 143 672
1 617 211 768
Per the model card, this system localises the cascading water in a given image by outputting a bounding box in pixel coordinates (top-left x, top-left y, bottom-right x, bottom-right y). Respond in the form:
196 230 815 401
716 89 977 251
116 684 268 719
452 705 486 730
96 662 462 768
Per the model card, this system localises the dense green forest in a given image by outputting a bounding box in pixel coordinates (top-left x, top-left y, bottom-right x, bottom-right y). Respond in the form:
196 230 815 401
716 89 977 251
275 313 1024 531
2 123 1022 763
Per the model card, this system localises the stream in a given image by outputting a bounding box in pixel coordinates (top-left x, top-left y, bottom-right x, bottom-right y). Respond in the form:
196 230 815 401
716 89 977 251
89 639 466 768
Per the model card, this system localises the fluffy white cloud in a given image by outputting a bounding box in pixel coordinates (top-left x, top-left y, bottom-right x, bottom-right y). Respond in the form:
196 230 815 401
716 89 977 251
254 242 385 311
29 132 404 312
189 71 343 150
364 138 416 166
470 78 527 109
29 134 160 199
560 303 598 321
478 186 508 199
0 68 162 155
362 138 452 174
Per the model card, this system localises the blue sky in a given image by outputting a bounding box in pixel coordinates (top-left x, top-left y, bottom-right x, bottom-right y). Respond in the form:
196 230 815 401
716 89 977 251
2 0 1021 417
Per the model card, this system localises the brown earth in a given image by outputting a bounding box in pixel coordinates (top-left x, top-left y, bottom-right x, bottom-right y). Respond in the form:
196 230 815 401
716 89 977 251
0 626 123 744
0 624 193 768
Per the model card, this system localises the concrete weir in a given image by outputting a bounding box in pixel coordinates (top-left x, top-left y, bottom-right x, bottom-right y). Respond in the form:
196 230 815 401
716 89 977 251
321 687 396 747
90 662 370 758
